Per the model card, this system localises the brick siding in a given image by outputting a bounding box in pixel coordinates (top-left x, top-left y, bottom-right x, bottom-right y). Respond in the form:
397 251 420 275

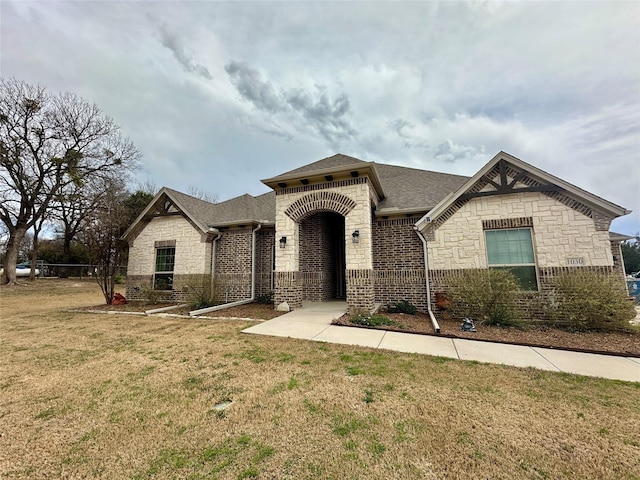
372 217 428 311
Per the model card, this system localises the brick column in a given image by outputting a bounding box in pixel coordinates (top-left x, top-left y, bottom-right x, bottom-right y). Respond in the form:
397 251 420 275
274 271 303 309
346 269 375 313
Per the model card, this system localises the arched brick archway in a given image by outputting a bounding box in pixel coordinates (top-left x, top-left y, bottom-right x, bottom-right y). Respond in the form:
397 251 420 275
299 211 346 301
285 191 357 223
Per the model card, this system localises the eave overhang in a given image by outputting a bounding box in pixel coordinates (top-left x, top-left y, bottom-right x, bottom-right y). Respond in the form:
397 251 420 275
121 188 212 242
210 219 275 229
262 162 386 200
416 151 630 233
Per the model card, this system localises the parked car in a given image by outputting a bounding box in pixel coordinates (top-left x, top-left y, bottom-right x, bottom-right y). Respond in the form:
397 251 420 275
15 262 40 277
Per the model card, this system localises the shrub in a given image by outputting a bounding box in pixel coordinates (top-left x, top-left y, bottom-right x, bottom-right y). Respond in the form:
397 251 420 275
388 300 417 315
546 271 636 332
447 269 522 326
183 275 224 310
138 281 164 305
113 274 125 285
256 292 274 304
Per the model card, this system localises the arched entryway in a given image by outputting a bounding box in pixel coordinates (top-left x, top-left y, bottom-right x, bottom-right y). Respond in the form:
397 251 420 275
299 211 346 301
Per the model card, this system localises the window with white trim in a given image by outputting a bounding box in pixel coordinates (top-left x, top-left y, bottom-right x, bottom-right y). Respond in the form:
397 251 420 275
154 247 175 290
485 228 538 290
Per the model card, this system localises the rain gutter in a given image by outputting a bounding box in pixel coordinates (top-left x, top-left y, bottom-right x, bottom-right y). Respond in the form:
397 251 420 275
414 226 440 334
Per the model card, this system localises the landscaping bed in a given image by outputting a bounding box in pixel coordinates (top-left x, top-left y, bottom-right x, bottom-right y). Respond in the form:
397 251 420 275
333 311 640 357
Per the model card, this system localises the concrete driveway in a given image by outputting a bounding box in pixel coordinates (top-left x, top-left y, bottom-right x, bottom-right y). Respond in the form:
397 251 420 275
242 302 640 383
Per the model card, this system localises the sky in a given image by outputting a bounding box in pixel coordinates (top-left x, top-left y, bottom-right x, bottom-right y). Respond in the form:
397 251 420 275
2 1 639 235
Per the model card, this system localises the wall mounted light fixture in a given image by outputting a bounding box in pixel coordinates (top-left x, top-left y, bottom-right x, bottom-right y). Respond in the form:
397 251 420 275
279 236 287 248
352 230 360 243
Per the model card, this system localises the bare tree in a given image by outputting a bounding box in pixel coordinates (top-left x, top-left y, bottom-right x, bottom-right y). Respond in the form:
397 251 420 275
187 185 219 204
51 178 110 276
0 78 139 284
83 177 129 304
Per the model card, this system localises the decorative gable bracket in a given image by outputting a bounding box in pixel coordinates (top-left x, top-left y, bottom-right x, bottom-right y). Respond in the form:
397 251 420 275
459 160 563 201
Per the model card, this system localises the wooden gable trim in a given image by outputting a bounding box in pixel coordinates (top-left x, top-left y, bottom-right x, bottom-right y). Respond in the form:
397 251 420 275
459 159 563 201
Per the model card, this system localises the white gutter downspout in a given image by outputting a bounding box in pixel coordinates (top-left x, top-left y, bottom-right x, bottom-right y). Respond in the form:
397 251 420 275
414 226 441 334
210 231 222 294
190 224 262 316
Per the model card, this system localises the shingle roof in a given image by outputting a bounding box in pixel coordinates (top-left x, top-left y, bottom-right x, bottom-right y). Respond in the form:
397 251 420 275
374 163 469 211
164 188 276 228
128 154 470 239
264 153 470 212
275 153 366 177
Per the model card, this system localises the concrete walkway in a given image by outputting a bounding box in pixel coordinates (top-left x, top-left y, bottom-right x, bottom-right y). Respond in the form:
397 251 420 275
242 301 640 383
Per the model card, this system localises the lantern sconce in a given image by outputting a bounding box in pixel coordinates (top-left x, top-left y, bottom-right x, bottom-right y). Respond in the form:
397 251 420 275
352 230 360 244
279 236 287 248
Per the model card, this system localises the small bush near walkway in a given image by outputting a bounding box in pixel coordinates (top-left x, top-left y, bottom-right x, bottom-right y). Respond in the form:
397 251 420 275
447 269 522 327
546 271 636 332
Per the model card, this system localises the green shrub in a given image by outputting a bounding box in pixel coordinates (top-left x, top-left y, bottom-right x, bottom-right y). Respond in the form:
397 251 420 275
351 314 397 327
113 274 125 285
256 292 274 304
388 300 417 315
447 269 522 326
546 271 636 332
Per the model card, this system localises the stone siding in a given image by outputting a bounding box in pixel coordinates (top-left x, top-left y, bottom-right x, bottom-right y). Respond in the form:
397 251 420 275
429 265 620 322
428 192 613 270
125 216 211 302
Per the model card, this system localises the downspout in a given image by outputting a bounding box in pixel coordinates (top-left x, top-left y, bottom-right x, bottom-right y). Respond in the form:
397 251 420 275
210 231 222 294
190 223 262 316
414 226 440 333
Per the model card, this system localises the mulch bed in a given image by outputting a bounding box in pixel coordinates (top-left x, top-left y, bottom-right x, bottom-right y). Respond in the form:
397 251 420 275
333 312 640 357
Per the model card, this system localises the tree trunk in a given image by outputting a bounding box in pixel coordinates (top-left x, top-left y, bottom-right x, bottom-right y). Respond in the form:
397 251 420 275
29 235 39 281
1 226 27 285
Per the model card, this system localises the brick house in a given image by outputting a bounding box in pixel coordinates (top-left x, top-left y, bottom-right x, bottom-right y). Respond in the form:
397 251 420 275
122 151 630 319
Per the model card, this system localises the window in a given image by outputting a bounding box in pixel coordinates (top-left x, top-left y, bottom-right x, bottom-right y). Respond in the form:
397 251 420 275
485 228 538 290
154 247 175 290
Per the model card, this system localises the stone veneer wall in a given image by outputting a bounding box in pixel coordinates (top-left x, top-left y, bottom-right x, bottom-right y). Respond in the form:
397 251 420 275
125 215 211 302
430 265 619 322
372 217 428 312
427 191 613 270
426 192 622 321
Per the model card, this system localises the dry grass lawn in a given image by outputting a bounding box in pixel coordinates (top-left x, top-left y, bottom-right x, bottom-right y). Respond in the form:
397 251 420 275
1 279 639 479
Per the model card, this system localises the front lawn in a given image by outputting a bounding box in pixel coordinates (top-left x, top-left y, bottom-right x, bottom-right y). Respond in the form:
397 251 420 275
1 280 638 479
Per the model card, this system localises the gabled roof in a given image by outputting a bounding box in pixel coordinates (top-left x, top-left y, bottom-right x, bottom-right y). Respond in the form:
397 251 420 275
262 153 386 200
275 153 366 176
121 187 275 242
416 151 630 231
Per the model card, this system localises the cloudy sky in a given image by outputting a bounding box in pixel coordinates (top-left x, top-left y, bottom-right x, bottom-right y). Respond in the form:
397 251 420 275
2 1 639 234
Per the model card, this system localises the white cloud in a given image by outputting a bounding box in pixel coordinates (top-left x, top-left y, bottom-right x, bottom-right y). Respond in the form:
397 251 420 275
1 0 638 233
